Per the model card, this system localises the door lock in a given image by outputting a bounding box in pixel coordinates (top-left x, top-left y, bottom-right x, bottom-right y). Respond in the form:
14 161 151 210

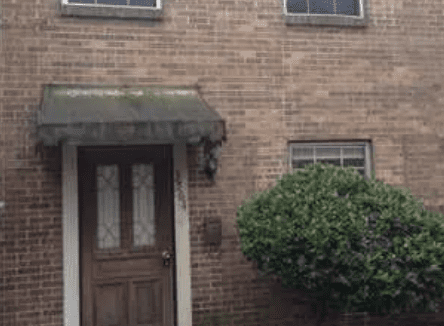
162 248 174 266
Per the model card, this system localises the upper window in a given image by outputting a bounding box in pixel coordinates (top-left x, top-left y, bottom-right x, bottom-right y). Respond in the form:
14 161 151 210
284 0 368 26
289 142 372 179
60 0 162 19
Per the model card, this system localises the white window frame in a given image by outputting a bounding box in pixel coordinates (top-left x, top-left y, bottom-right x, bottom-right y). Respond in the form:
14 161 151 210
283 0 368 26
289 142 372 179
60 0 163 19
62 0 161 10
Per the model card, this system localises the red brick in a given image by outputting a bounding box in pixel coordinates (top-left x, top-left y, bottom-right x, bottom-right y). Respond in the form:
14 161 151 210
2 0 444 325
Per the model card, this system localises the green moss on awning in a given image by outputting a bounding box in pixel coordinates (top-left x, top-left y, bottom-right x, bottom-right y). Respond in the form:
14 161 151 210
37 84 226 146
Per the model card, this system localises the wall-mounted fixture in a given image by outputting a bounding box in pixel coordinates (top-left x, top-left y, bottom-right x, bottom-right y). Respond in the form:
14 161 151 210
204 216 222 247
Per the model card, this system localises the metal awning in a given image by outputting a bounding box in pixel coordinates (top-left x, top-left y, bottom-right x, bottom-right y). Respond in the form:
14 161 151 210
37 84 226 146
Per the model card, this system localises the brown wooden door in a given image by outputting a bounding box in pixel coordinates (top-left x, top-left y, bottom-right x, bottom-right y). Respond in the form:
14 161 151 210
78 145 175 326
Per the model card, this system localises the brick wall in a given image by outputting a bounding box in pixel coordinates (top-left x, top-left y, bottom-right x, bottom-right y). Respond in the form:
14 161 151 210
1 0 444 325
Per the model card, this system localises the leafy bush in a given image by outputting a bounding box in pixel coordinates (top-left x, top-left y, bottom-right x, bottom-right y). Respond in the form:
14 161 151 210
236 163 444 316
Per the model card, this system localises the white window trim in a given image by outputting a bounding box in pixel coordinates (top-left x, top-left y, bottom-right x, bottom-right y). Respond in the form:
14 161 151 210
62 141 191 326
61 0 161 10
289 142 372 179
283 0 364 18
60 0 163 19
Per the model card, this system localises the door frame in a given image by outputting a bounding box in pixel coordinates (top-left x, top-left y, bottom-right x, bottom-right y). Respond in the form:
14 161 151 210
62 141 192 326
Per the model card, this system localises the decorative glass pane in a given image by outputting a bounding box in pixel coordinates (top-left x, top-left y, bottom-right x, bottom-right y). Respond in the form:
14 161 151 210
132 164 156 247
97 165 120 249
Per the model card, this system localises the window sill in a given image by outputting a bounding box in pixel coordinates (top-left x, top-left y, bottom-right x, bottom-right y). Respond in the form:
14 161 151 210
284 14 368 27
60 3 163 20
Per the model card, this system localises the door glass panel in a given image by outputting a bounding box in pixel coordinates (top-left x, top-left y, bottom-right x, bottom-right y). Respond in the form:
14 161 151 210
97 165 121 249
132 163 156 247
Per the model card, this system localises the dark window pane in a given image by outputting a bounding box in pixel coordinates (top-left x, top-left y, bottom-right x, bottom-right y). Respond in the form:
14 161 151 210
343 158 365 168
97 0 127 5
287 0 308 14
68 0 95 3
130 0 156 6
292 159 315 169
336 0 360 15
317 159 341 166
309 0 334 14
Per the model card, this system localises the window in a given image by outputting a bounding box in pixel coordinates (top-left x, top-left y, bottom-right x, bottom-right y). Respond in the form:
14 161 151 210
60 0 162 19
289 142 372 178
283 0 368 26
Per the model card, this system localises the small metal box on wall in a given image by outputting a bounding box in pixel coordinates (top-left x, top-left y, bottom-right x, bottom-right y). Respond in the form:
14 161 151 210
204 216 222 247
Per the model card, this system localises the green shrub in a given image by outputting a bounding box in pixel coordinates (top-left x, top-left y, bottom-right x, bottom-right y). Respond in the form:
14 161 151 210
236 163 444 316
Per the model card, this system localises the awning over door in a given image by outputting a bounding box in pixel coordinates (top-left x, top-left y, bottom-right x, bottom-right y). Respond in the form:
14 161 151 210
37 84 226 146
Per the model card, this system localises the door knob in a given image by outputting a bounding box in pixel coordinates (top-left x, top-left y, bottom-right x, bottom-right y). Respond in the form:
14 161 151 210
162 247 174 266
